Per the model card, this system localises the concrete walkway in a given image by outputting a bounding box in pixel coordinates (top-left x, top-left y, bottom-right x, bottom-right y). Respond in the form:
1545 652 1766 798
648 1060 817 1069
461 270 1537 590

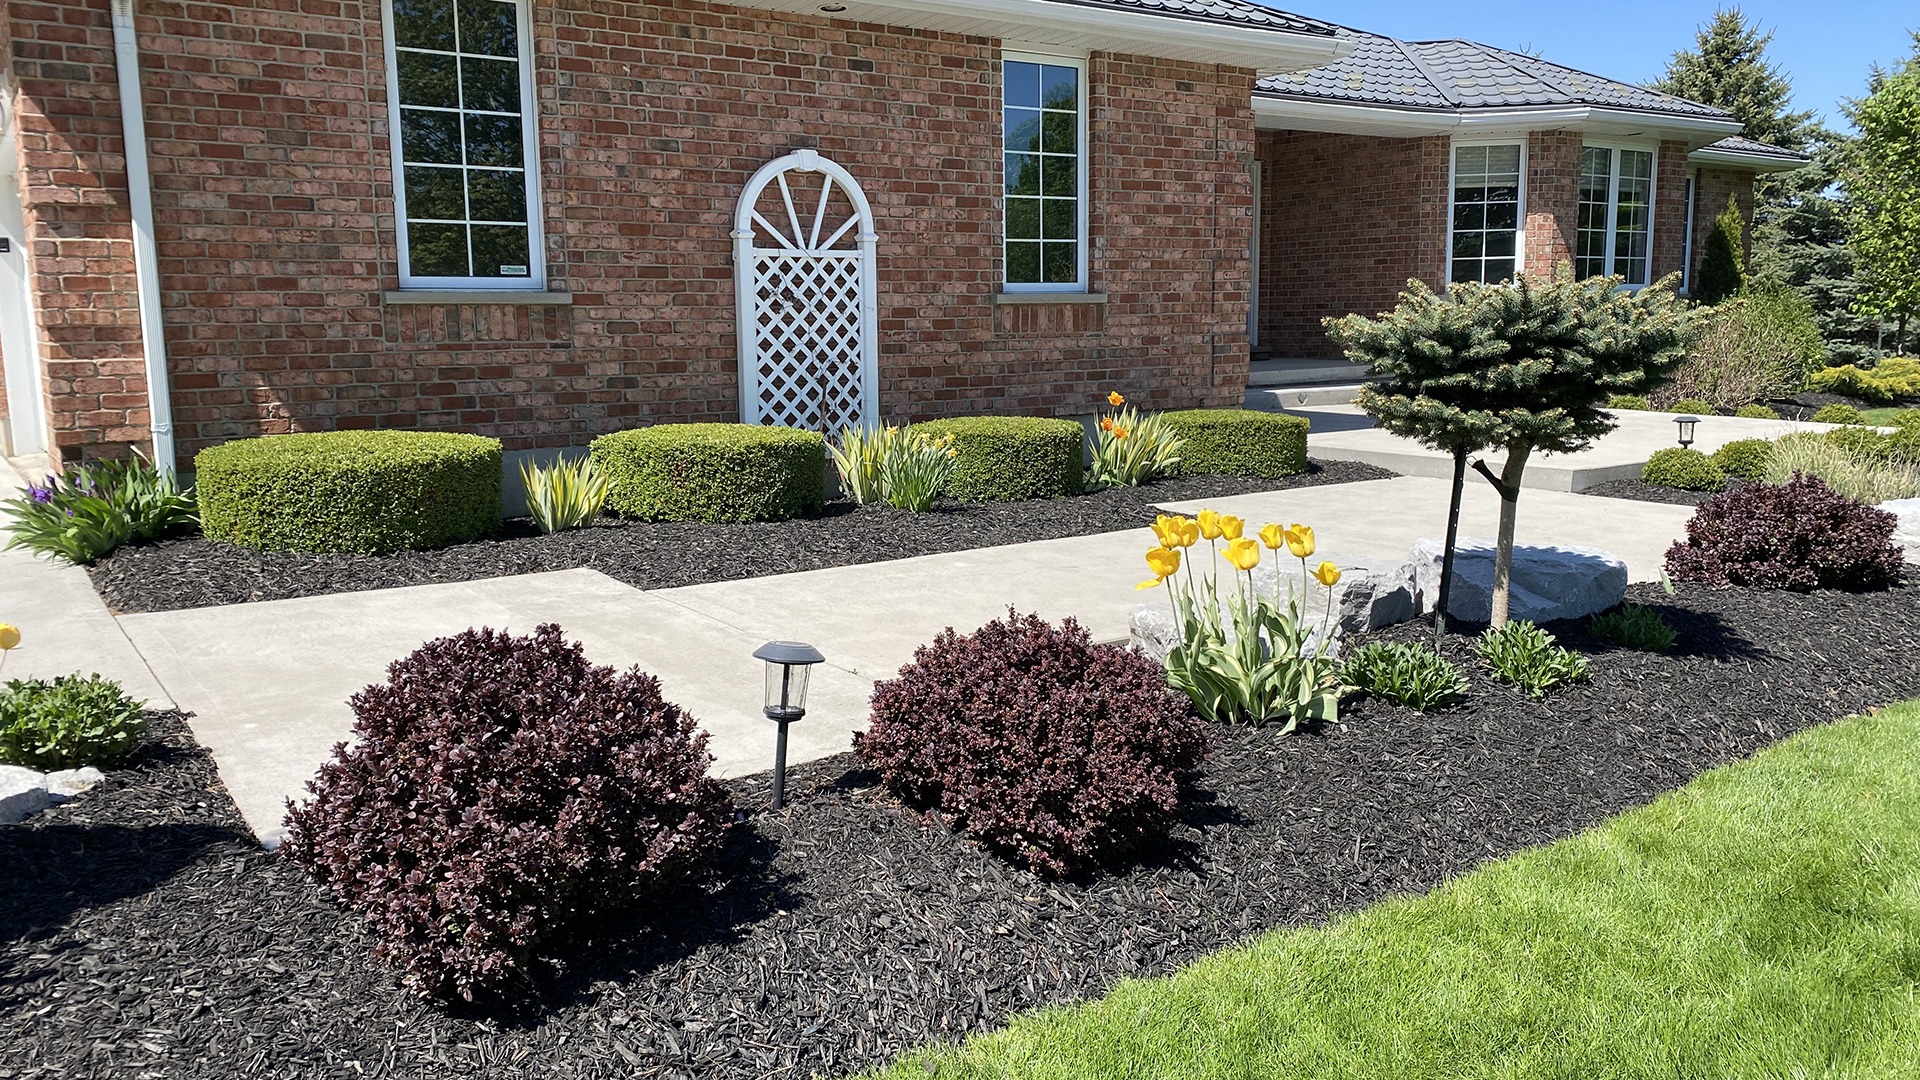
1297 405 1847 491
102 474 1692 846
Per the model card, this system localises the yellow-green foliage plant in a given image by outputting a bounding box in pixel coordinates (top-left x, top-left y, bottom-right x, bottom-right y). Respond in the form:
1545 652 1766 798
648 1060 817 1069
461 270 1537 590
1088 391 1184 487
518 455 609 534
1808 358 1920 403
878 430 959 512
827 424 900 505
1136 510 1343 730
1765 431 1920 503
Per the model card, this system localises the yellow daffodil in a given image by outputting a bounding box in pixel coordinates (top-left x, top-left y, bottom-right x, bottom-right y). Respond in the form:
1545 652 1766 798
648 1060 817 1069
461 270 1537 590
1099 416 1115 432
1259 522 1287 550
1196 509 1223 540
1313 561 1342 587
946 449 959 459
1136 545 1182 589
0 623 18 651
1108 390 1126 407
1286 524 1316 559
1224 537 1260 571
1113 426 1129 440
1220 515 1244 541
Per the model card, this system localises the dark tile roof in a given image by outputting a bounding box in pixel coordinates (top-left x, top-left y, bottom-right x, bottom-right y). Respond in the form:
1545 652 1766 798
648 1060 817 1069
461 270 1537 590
1059 0 1337 37
1698 135 1810 161
1257 27 1734 120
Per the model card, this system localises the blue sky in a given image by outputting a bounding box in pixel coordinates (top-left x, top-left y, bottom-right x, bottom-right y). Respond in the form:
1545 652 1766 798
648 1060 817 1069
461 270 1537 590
1265 1 1918 129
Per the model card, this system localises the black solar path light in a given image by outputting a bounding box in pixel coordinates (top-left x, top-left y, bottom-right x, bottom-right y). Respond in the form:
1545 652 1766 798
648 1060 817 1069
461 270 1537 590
754 640 824 810
1675 415 1700 450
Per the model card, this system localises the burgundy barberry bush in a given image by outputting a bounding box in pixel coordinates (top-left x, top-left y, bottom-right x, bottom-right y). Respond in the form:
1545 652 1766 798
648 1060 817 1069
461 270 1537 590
282 624 731 1000
854 611 1208 876
1665 473 1905 591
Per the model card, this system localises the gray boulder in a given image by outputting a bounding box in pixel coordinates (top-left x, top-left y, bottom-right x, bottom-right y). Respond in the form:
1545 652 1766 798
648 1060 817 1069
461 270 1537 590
1406 537 1627 624
1881 499 1920 565
1 765 50 825
45 767 105 803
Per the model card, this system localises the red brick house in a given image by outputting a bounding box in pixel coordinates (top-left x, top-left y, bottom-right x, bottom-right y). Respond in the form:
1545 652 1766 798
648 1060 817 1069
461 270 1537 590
0 0 1802 470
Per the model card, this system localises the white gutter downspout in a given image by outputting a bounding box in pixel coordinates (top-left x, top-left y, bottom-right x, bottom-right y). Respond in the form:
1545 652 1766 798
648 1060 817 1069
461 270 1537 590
109 0 175 474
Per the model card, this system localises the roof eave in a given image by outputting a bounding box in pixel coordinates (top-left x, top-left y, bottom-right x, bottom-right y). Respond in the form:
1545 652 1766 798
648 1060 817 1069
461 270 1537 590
1688 147 1809 172
720 0 1353 75
1253 97 1744 141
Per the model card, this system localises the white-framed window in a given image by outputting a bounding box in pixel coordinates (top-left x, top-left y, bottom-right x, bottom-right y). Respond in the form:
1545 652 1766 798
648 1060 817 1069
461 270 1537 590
1575 144 1656 286
1002 51 1088 292
1448 141 1525 284
1681 171 1697 294
383 0 545 289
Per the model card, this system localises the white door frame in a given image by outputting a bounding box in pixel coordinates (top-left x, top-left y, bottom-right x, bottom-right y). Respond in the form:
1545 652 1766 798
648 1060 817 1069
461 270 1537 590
0 95 48 457
733 149 880 432
1248 160 1262 349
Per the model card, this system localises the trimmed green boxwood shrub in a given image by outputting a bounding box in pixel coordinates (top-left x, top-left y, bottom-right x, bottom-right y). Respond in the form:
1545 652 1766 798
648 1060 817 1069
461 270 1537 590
1642 447 1726 491
1666 398 1718 415
1812 403 1864 425
1606 394 1651 411
591 423 825 523
1712 438 1776 482
1160 409 1309 478
196 431 501 554
1733 403 1781 419
1826 425 1892 463
908 416 1083 502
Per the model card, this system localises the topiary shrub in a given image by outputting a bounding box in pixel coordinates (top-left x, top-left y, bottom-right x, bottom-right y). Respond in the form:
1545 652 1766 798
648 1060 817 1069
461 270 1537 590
1734 404 1782 419
1665 474 1905 591
907 416 1083 502
1606 394 1651 411
854 611 1208 876
282 624 732 1000
1888 409 1920 432
1160 409 1309 478
0 675 147 770
1666 398 1718 415
1811 403 1865 425
591 423 825 523
196 431 501 554
1711 438 1776 482
1642 447 1726 491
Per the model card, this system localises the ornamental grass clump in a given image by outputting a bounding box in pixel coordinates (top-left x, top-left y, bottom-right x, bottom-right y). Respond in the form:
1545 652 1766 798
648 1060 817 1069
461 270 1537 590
1587 604 1678 652
518 455 609 534
1088 391 1183 487
827 424 895 505
1764 432 1920 503
1475 621 1589 699
0 674 146 770
1137 511 1344 729
1340 641 1469 711
1665 474 1905 591
878 429 959 511
855 611 1207 877
2 451 196 564
282 624 732 1000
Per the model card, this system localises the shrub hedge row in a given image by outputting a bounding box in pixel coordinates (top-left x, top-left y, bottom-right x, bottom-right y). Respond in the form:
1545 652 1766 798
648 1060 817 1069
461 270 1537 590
909 416 1083 502
591 423 826 522
1161 409 1308 478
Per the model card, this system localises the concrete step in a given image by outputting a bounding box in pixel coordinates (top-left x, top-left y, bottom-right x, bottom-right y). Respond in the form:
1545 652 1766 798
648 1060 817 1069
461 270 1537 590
1249 356 1373 388
1244 383 1368 410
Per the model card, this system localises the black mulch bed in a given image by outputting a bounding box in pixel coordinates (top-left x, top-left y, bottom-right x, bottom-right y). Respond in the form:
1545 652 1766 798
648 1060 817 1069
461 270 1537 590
1581 478 1722 506
8 579 1920 1079
88 460 1393 614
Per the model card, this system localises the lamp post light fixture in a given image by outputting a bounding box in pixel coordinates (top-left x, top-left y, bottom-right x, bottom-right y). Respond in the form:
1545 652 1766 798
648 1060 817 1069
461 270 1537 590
754 640 824 810
1675 415 1700 450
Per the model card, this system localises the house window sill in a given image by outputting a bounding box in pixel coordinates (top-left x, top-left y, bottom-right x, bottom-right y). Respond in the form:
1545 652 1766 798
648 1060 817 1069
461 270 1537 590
993 292 1107 306
382 290 573 306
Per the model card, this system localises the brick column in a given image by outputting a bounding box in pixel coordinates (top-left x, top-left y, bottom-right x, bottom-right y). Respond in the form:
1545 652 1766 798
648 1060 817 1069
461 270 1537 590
1524 130 1581 277
1652 140 1690 284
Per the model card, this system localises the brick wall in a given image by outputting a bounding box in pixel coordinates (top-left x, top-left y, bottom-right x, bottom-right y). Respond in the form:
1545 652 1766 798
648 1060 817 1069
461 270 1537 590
6 0 1255 468
1690 167 1755 288
1254 129 1446 356
1652 139 1690 283
1523 131 1579 273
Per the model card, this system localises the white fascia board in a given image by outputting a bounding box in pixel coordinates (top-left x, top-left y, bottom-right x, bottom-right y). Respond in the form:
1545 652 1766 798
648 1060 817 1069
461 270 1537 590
1255 98 1746 143
1253 96 1459 136
725 0 1352 74
1688 147 1809 172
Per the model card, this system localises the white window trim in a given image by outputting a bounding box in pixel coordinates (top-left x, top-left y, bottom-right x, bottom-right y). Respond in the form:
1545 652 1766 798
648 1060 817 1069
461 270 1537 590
1445 138 1528 285
1001 49 1089 294
381 0 547 291
1578 139 1658 289
1680 169 1697 295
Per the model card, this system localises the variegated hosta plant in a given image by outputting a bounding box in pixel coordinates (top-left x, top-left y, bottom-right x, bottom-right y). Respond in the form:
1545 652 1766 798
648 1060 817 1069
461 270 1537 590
1090 391 1183 487
1137 510 1344 731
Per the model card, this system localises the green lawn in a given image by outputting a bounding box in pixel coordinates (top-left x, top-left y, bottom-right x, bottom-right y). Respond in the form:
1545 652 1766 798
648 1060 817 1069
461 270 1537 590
1860 406 1914 425
877 701 1920 1080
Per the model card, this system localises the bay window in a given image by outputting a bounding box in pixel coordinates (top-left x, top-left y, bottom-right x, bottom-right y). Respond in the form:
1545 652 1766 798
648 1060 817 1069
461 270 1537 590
1449 143 1524 284
1003 53 1087 291
1576 145 1655 286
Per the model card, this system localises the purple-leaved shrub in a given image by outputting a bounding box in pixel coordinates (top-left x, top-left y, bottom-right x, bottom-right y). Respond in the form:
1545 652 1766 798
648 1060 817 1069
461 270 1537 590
855 611 1208 876
1665 474 1905 591
282 624 732 1000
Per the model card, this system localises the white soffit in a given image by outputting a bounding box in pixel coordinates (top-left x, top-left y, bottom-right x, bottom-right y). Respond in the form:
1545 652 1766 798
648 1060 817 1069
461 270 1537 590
1254 98 1745 143
722 0 1351 75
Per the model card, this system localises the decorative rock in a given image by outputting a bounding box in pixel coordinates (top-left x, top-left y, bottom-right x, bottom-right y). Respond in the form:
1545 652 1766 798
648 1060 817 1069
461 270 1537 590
1406 536 1627 624
1 764 51 824
45 766 106 803
1880 499 1920 565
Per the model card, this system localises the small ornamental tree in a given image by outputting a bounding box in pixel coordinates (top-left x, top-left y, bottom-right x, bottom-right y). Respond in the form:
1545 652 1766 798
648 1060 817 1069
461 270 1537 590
1693 193 1748 306
1327 271 1692 628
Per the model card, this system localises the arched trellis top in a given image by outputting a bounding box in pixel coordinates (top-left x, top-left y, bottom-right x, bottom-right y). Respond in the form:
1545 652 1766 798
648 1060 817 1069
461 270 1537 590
733 149 882 432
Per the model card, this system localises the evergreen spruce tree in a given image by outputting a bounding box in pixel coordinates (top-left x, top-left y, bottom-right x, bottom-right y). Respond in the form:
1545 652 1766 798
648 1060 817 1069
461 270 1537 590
1752 132 1885 366
1652 8 1816 152
1693 193 1748 305
1326 273 1692 629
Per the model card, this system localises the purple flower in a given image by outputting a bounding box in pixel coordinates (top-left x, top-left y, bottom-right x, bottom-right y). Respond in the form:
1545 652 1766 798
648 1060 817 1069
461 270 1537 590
27 482 54 504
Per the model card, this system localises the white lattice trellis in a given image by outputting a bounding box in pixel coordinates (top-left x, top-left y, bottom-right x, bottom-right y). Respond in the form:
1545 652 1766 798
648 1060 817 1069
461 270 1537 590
733 150 879 432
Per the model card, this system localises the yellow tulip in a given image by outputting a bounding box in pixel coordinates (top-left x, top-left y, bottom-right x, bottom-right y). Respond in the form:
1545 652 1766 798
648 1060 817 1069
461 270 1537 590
1286 524 1316 559
1136 545 1182 589
1313 561 1342 587
1196 509 1223 540
1224 538 1260 572
1220 515 1244 541
1172 517 1199 548
1259 522 1286 550
0 623 18 651
1108 390 1126 407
